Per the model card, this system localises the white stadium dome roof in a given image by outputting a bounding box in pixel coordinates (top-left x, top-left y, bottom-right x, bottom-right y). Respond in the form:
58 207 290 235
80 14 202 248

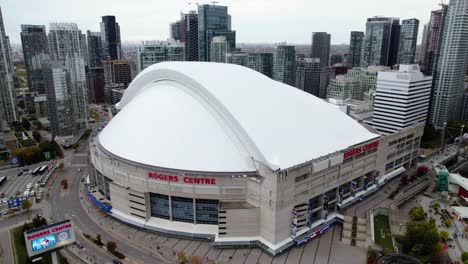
99 62 379 173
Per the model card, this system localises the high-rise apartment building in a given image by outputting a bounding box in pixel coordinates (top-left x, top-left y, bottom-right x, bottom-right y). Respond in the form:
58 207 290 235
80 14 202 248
327 75 362 101
422 10 444 76
210 36 228 63
20 25 50 94
347 66 391 106
311 32 331 67
398 19 419 64
273 45 296 86
226 51 248 66
137 39 185 72
198 4 235 61
184 11 198 61
101 16 121 60
373 65 432 135
430 0 468 128
103 60 135 104
361 17 400 67
295 58 321 96
349 31 364 68
0 7 18 122
48 23 88 137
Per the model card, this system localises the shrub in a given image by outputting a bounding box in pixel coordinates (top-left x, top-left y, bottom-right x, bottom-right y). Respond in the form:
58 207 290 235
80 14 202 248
462 252 468 262
106 241 117 252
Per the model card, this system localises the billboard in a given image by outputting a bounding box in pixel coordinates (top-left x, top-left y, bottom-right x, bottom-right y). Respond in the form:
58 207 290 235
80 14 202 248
24 219 75 257
8 196 27 209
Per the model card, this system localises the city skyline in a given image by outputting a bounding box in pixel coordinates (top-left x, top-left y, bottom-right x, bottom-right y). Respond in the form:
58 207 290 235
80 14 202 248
1 0 441 45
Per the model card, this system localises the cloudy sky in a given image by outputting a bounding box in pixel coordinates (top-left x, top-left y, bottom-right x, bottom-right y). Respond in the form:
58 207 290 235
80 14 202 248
1 0 442 45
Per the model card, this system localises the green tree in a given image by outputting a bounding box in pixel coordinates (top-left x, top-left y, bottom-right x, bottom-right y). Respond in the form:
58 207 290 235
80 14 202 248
106 241 117 252
96 233 103 246
444 219 452 227
432 202 440 210
32 120 42 130
21 199 32 211
409 207 425 221
440 230 449 241
58 162 64 170
461 252 468 262
32 130 42 142
31 214 47 228
71 143 80 149
401 220 441 258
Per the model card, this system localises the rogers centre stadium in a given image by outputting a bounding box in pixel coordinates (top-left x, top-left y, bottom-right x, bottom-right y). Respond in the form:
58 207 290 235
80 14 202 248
89 62 424 255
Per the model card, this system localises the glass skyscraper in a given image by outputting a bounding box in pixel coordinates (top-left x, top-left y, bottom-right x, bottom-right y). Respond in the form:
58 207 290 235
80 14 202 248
273 45 296 86
311 32 331 67
21 25 50 94
361 17 400 67
100 16 121 60
349 31 364 68
198 4 235 61
398 19 419 64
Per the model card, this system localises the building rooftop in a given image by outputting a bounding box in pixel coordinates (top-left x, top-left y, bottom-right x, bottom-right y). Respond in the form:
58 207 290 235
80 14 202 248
100 62 379 172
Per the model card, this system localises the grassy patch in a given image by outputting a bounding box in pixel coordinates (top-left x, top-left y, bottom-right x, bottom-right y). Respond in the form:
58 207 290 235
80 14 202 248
11 225 28 263
374 214 394 250
11 225 54 264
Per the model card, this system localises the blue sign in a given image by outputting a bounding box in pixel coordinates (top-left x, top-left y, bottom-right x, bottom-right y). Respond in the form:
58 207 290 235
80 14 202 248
31 235 56 251
10 157 20 164
8 196 27 209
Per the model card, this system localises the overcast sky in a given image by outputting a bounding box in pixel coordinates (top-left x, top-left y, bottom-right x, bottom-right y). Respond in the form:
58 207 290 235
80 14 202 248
1 0 442 45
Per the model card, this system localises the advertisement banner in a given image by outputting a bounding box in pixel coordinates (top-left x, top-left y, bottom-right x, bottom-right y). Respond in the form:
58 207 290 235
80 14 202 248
24 219 75 257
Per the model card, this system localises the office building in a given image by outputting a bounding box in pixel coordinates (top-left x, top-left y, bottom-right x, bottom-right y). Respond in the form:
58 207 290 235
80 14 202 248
198 4 235 61
373 65 432 135
319 67 335 99
101 16 121 60
349 31 364 68
48 23 88 137
295 58 321 96
398 19 419 64
34 95 48 117
273 45 296 86
87 31 105 103
423 10 444 76
0 7 18 122
20 25 50 94
361 17 400 67
430 0 468 128
90 61 424 255
137 39 185 72
226 51 248 66
311 32 331 67
330 55 343 65
327 75 362 101
170 20 184 42
103 60 135 104
210 36 229 63
87 31 103 68
184 11 199 61
246 53 274 78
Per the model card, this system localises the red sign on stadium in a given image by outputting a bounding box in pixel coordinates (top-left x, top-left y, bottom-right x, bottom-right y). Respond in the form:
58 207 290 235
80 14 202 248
343 141 379 159
148 172 216 185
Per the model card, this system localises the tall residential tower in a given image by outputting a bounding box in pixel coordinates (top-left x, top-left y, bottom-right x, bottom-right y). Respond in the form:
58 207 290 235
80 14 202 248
48 23 88 136
311 32 331 67
430 0 468 128
349 31 364 68
361 17 401 67
398 19 419 64
101 16 121 60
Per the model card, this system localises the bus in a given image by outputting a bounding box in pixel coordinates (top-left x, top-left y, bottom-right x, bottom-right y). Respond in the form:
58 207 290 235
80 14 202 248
38 165 48 175
32 166 41 176
0 176 6 187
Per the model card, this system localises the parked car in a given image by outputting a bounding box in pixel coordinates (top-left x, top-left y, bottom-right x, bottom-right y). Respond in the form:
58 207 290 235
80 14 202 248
17 171 23 176
0 193 4 198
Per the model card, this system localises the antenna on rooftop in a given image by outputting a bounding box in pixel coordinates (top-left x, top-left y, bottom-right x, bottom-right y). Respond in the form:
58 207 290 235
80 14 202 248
212 1 219 5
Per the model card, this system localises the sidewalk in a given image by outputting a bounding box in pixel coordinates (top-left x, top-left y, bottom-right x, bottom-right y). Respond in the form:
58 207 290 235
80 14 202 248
79 184 176 264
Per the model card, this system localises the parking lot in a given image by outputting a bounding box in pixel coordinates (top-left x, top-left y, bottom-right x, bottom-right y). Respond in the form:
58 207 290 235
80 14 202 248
0 163 49 209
